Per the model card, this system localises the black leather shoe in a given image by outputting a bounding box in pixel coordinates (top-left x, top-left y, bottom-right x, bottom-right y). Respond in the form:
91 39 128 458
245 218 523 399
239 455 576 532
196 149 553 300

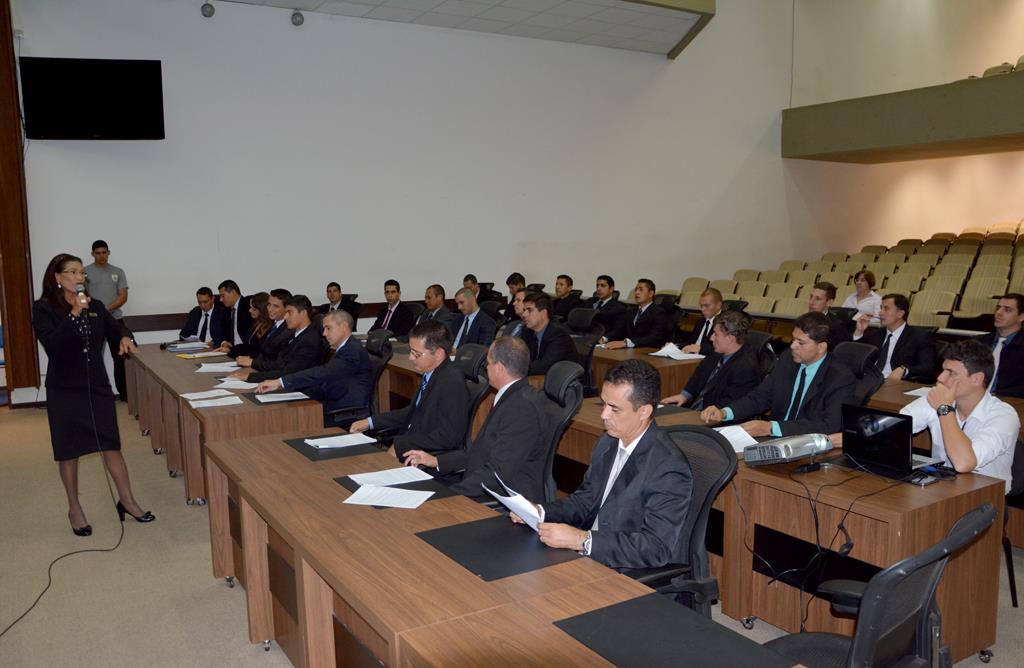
116 501 156 523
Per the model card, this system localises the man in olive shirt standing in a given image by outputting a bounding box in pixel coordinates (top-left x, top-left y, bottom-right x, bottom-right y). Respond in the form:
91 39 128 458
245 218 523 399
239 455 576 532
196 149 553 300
85 239 131 400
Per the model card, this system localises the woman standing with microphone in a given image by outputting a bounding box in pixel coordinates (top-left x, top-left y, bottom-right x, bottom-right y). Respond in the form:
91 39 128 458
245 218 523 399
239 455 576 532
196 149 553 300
32 253 154 536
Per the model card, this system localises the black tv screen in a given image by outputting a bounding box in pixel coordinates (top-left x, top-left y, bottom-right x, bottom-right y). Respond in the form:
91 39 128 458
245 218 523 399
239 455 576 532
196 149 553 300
19 57 165 140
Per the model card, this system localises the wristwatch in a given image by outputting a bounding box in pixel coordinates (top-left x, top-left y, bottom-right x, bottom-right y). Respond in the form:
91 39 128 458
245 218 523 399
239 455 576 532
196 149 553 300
936 404 954 417
580 530 593 555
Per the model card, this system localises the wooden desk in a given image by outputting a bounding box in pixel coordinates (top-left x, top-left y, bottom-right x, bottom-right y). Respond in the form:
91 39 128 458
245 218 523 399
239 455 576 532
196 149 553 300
591 347 699 394
127 344 323 503
205 433 627 667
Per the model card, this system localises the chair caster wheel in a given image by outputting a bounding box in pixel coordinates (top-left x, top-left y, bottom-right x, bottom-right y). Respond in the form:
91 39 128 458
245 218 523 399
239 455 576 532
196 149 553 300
979 649 993 663
225 576 235 588
142 429 151 436
193 497 207 506
741 616 757 630
169 470 178 478
152 448 164 455
263 640 271 652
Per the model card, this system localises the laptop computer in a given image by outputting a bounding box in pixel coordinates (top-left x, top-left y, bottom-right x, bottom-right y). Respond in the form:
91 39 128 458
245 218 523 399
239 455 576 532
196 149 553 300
836 404 943 480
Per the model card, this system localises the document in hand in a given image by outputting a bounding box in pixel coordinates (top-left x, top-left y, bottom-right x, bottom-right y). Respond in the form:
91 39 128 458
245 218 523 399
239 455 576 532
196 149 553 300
254 391 308 403
348 466 433 487
481 473 541 532
343 485 433 509
649 343 704 361
714 425 758 453
303 433 377 449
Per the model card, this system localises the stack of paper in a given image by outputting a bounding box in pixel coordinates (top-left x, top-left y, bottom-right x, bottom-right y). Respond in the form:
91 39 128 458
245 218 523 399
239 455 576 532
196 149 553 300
482 473 541 532
714 425 758 453
167 341 208 352
254 392 308 404
176 351 225 359
181 389 234 401
348 467 432 486
649 343 704 361
304 433 377 449
343 466 436 509
215 378 259 390
189 396 244 409
196 362 240 373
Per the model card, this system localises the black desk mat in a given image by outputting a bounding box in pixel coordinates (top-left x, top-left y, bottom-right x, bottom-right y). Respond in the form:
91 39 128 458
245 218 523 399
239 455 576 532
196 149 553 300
655 404 694 417
416 515 581 581
334 475 458 507
241 391 310 406
555 593 793 667
282 437 380 462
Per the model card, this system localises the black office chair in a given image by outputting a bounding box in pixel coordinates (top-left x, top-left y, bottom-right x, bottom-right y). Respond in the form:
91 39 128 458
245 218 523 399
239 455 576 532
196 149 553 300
566 308 604 396
723 299 748 312
526 283 546 293
828 306 858 324
832 341 884 405
479 282 495 299
326 329 393 427
622 425 737 618
764 502 996 668
453 343 492 446
1003 439 1024 608
346 300 363 323
744 330 777 378
405 302 425 321
479 300 502 321
654 293 678 312
539 361 584 502
568 289 583 301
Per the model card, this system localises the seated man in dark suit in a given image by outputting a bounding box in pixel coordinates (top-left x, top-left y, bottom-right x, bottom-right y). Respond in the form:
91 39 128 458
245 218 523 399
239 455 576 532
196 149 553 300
551 274 582 321
521 292 579 375
255 310 373 427
500 288 528 338
583 274 627 336
451 287 497 349
603 278 671 349
232 288 292 362
852 293 937 383
503 272 526 320
179 286 224 345
230 295 323 382
318 281 357 316
414 284 456 331
661 310 761 410
701 311 856 437
463 273 499 303
511 359 693 570
369 279 415 337
215 279 252 352
350 320 469 459
807 281 852 353
680 287 722 355
976 293 1024 397
402 336 552 500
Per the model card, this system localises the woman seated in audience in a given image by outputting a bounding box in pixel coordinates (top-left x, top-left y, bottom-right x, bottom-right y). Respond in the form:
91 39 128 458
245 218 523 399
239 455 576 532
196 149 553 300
227 291 272 358
843 270 881 325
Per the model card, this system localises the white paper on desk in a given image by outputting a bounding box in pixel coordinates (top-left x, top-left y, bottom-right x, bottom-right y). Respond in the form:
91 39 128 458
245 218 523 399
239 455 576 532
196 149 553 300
215 378 259 390
349 466 433 487
189 396 244 409
178 351 225 359
904 387 932 397
196 362 240 373
343 485 433 509
714 425 758 453
181 389 235 401
254 391 309 404
167 341 207 352
481 473 540 532
304 433 377 449
649 343 704 361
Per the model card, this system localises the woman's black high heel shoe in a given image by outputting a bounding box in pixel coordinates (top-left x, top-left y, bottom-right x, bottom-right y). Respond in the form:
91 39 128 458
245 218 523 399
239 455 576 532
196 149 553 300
116 501 155 523
69 512 92 536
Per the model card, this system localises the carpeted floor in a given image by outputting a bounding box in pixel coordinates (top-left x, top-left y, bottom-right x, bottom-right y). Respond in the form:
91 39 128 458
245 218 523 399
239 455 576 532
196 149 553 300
0 403 1021 666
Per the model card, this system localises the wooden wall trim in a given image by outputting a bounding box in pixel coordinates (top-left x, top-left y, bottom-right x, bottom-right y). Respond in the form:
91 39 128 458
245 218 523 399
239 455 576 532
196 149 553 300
0 0 40 389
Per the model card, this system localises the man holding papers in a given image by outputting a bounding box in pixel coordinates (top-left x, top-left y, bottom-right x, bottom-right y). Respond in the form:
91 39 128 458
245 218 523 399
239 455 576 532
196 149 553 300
512 359 693 569
350 320 469 459
255 310 373 427
402 336 551 499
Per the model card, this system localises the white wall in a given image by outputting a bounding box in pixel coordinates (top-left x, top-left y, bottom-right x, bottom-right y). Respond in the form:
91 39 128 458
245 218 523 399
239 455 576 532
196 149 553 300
13 0 799 316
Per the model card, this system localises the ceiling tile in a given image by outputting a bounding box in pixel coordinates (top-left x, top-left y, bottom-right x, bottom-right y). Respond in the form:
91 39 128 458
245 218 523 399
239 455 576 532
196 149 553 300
413 12 468 26
260 0 325 9
522 12 576 28
539 28 588 42
562 18 615 34
545 1 602 18
498 23 551 37
366 6 424 20
433 0 492 16
459 17 512 32
318 1 376 16
382 0 447 12
589 7 647 23
574 32 622 47
478 6 534 22
499 0 564 12
599 22 645 38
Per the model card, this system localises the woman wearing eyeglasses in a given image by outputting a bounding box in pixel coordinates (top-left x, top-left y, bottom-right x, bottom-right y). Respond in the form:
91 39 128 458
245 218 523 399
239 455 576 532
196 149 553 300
32 253 154 537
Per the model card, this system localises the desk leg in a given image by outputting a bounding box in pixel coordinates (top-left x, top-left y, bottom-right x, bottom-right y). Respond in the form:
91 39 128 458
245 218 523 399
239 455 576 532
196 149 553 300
377 367 393 412
718 480 743 619
162 390 183 475
181 409 206 504
206 457 232 580
297 557 336 668
241 496 274 645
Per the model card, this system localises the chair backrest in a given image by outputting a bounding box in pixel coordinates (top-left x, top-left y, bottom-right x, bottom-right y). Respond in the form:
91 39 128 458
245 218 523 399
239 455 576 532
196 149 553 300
454 343 491 446
732 269 760 282
660 425 738 618
819 271 851 287
722 299 748 313
745 330 777 378
742 297 775 314
653 293 678 312
540 361 584 502
567 310 604 390
964 276 1009 297
786 270 819 285
759 269 788 284
525 283 546 293
680 277 709 294
850 251 879 264
821 251 849 263
678 291 702 309
832 342 883 405
736 280 767 297
884 274 923 294
363 330 394 413
566 307 596 334
846 503 996 667
971 264 1010 279
406 302 425 321
766 282 798 299
909 290 957 328
709 279 737 295
346 300 363 322
805 260 834 274
479 300 502 321
835 260 865 276
779 259 806 272
773 297 806 317
880 251 908 264
865 261 898 277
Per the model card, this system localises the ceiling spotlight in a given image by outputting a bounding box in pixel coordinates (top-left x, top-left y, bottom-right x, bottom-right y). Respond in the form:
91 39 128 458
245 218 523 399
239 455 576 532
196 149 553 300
201 2 215 18
291 11 304 26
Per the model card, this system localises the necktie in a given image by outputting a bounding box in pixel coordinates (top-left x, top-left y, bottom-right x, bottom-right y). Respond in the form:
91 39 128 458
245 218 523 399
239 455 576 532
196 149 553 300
698 319 711 345
691 358 724 411
990 337 1007 392
231 307 239 344
594 300 602 311
415 375 429 406
593 447 629 531
877 333 892 372
456 316 470 348
633 306 643 326
199 312 209 342
382 307 394 331
785 368 807 421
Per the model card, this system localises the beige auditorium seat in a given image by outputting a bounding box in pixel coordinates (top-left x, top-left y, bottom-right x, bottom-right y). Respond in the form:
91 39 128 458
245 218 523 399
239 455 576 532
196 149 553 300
766 283 799 299
786 270 818 285
759 270 788 284
709 279 737 295
860 245 887 256
909 290 957 328
971 264 1010 279
805 260 834 274
773 298 806 317
821 252 848 264
743 297 775 314
835 260 865 276
779 259 807 272
849 251 878 265
923 275 965 294
732 269 760 282
680 277 709 294
818 272 851 287
678 291 703 309
885 274 923 294
736 281 767 297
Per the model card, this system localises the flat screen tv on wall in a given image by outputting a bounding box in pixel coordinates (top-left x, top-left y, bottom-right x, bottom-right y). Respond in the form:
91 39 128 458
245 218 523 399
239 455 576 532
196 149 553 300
19 57 165 140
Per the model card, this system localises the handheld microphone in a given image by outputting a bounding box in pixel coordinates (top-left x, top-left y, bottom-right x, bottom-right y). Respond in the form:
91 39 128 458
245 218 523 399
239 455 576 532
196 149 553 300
75 284 89 306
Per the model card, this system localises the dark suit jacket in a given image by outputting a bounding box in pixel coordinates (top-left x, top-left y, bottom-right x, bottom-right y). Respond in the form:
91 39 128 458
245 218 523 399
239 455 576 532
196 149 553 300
369 302 415 337
583 296 628 337
451 310 497 348
244 321 291 363
522 321 579 375
825 312 852 353
179 303 225 343
607 303 671 347
860 325 937 383
682 346 761 410
976 331 1024 398
33 300 130 391
552 294 583 321
542 425 693 569
373 360 470 458
318 296 358 317
501 320 526 338
226 322 270 360
415 305 456 333
282 337 374 418
683 315 718 356
247 325 322 382
437 379 551 500
218 297 253 347
727 353 856 436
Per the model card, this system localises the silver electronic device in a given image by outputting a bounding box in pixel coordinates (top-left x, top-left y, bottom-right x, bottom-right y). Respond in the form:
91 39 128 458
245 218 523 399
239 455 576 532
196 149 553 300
743 434 832 466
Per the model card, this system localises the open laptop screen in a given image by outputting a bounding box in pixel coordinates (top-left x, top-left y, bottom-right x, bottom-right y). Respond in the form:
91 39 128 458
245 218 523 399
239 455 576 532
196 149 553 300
841 404 914 475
